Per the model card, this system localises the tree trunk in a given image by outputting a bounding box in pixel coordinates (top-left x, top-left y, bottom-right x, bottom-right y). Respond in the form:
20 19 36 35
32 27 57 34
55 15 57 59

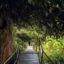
0 18 12 64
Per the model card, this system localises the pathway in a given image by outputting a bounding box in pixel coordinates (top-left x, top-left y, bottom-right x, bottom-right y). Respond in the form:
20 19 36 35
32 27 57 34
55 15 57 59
17 46 39 64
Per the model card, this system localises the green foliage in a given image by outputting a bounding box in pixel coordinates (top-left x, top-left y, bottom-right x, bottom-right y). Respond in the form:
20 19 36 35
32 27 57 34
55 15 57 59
12 26 17 49
0 0 64 37
43 36 64 64
16 27 44 42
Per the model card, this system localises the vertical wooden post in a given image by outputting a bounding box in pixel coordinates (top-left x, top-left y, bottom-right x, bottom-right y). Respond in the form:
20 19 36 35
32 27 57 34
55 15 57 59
36 42 37 52
39 39 43 64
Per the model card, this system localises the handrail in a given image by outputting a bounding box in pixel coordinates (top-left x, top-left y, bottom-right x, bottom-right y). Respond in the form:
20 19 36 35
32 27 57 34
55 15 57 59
39 39 54 64
14 49 20 64
3 50 18 64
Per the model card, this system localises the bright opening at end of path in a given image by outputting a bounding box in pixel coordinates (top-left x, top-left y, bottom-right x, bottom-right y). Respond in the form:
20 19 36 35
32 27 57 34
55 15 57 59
27 46 33 50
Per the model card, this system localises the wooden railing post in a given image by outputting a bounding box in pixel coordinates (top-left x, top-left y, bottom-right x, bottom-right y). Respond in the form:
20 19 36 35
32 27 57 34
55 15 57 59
39 38 54 64
39 39 43 64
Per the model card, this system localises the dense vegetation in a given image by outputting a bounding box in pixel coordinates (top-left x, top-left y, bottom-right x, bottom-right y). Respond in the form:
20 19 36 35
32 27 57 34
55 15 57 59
12 26 64 64
0 0 64 37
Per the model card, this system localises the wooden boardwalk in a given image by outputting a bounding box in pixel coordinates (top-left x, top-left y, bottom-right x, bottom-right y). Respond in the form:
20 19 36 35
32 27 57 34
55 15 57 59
17 46 39 64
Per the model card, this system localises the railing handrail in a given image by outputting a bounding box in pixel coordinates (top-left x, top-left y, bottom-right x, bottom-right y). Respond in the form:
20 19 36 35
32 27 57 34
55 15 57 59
3 50 18 64
39 39 54 64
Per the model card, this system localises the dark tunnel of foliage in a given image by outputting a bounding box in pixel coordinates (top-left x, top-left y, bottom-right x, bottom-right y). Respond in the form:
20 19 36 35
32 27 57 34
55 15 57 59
0 0 64 38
